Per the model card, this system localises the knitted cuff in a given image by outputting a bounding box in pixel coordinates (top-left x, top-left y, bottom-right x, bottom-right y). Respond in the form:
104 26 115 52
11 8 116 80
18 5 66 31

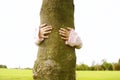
65 29 81 47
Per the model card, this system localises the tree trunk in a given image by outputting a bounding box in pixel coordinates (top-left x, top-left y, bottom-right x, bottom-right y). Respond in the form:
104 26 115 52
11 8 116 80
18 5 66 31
33 0 76 80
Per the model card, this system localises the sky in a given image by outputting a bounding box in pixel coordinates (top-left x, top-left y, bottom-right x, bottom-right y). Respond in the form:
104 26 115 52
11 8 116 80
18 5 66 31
0 0 120 68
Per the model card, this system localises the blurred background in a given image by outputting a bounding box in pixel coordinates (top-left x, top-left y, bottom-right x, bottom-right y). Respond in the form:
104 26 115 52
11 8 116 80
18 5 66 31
0 0 120 68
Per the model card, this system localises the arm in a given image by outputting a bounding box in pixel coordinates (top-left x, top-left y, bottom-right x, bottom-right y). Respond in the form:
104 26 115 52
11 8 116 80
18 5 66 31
59 27 82 49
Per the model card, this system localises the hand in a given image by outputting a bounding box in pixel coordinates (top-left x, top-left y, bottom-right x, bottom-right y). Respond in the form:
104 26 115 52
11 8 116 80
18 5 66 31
59 27 73 41
38 24 52 39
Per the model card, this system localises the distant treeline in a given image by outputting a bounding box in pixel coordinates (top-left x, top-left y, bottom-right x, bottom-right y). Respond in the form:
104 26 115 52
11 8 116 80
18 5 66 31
0 64 7 68
76 58 120 71
1 58 120 71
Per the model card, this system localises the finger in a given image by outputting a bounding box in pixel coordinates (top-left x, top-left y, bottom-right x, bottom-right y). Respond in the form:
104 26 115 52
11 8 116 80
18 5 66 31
40 23 47 28
45 26 52 28
67 27 73 31
59 32 68 38
42 26 52 31
59 30 66 36
60 28 70 34
61 36 68 40
59 30 66 34
44 27 52 31
60 28 68 33
43 35 49 38
59 29 70 38
44 31 51 35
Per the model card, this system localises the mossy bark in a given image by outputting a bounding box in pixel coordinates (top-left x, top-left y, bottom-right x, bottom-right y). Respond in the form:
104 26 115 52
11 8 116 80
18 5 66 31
33 0 76 80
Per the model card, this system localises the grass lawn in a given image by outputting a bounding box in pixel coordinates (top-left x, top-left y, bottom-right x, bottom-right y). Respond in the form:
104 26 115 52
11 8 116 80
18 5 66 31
76 71 120 80
0 69 32 80
0 69 120 80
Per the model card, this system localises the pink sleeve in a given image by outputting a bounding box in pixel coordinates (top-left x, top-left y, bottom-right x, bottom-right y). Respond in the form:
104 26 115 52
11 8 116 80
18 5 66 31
65 30 82 49
34 26 44 46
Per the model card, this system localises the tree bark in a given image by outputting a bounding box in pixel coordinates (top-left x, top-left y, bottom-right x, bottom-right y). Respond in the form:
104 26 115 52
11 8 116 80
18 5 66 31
33 0 76 80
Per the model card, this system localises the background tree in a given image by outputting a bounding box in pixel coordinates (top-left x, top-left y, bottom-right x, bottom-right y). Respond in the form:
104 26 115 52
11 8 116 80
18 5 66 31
33 0 76 80
112 63 120 70
112 59 120 70
78 64 89 70
94 64 102 71
101 59 113 70
0 64 7 68
118 58 120 64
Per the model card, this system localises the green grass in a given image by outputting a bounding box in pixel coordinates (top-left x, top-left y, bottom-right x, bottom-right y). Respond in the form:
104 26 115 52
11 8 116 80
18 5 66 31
76 71 120 80
0 69 120 80
0 68 32 80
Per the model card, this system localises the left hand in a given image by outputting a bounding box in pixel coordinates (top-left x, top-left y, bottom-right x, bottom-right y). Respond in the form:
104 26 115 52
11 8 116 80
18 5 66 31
39 24 52 39
59 27 73 41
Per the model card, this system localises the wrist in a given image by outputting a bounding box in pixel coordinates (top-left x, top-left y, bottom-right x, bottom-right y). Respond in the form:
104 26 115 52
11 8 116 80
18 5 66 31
35 38 44 45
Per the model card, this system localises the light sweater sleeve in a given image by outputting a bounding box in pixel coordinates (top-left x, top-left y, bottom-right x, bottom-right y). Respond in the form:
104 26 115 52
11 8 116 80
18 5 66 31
34 26 44 46
65 29 82 49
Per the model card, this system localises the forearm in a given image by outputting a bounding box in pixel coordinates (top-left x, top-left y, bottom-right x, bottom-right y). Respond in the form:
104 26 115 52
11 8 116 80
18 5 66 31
65 30 83 49
74 36 82 49
34 26 44 46
35 38 44 46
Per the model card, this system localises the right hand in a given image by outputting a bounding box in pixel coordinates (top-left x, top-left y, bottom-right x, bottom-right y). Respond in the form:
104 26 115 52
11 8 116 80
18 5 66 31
38 24 52 39
59 27 73 41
